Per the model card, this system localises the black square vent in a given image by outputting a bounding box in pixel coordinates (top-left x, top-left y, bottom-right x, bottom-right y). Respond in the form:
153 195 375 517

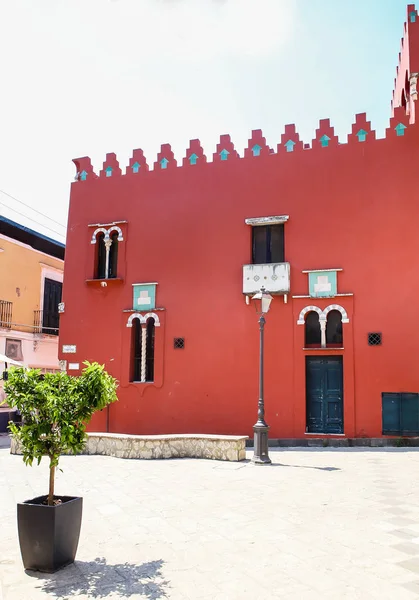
368 332 382 346
174 338 185 349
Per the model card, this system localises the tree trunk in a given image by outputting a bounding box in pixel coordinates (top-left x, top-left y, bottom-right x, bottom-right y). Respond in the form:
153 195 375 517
48 459 55 506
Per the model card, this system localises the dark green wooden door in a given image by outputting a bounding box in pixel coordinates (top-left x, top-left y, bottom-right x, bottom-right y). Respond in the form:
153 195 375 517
306 356 343 434
382 393 419 435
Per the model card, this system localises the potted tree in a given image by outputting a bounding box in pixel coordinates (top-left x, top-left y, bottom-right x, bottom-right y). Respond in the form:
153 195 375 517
3 361 118 573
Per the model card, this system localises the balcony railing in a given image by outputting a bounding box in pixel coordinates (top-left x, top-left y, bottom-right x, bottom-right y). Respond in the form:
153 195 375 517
34 310 59 336
0 300 12 329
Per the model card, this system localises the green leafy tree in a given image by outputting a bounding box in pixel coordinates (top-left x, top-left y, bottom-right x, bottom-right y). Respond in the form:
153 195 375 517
3 362 118 506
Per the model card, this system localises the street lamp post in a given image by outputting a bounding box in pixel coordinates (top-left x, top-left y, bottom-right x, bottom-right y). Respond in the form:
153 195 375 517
251 287 273 465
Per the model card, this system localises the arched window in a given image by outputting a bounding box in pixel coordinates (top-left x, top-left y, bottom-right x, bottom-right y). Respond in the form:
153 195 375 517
402 88 407 110
305 312 321 347
131 318 142 382
96 233 106 279
404 71 410 108
326 310 343 347
145 318 155 382
130 317 155 382
108 232 119 279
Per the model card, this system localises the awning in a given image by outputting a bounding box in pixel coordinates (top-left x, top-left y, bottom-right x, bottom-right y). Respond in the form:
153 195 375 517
0 353 24 367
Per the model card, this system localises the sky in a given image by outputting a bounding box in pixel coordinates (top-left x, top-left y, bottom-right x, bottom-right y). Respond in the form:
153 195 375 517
0 0 411 243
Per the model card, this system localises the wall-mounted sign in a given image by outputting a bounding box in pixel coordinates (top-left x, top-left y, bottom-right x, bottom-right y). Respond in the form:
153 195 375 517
62 345 76 353
304 269 340 298
68 363 80 370
132 283 157 311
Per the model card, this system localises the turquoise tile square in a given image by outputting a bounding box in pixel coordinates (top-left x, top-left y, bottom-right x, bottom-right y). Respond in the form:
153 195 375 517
133 284 156 310
308 271 337 298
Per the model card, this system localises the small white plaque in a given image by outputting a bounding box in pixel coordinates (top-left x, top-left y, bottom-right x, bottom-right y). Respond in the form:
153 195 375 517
62 345 76 353
68 363 80 370
137 291 151 305
314 276 332 293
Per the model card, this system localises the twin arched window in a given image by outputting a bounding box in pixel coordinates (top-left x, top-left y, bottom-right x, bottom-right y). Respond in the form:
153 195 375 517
131 317 155 382
94 229 120 279
305 310 343 348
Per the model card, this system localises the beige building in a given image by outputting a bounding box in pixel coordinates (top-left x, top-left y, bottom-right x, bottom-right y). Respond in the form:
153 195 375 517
0 216 65 429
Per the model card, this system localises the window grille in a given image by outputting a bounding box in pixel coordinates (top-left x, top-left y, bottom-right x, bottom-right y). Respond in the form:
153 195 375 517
174 338 185 349
368 332 382 346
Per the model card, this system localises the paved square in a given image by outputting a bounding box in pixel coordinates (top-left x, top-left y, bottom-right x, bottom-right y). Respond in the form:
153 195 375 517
2 437 419 599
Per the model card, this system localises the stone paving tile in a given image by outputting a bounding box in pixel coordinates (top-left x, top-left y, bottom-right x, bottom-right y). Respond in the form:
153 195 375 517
388 528 418 540
387 517 418 527
404 581 419 596
392 542 419 555
3 443 419 598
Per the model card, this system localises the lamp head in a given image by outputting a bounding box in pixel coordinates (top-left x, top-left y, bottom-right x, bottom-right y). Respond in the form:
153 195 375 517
251 286 273 314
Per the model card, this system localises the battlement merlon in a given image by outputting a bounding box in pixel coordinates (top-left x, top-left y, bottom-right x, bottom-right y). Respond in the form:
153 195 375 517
392 4 419 122
71 109 414 182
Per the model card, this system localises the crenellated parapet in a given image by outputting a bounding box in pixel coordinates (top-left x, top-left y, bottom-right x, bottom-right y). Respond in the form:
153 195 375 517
182 139 207 166
392 4 419 121
244 129 271 158
213 134 240 162
347 114 376 144
100 153 122 178
154 143 177 171
72 107 416 182
387 106 410 137
126 149 149 175
277 124 303 155
312 119 339 149
73 157 97 182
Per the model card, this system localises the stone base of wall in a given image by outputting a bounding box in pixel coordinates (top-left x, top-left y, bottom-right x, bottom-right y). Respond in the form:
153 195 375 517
245 437 419 448
11 433 249 462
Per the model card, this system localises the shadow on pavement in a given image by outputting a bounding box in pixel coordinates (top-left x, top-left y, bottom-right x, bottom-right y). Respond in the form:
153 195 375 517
274 463 340 471
241 458 340 471
0 434 11 449
28 557 169 599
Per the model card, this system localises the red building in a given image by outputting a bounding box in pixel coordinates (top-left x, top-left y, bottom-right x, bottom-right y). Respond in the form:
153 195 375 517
60 5 419 441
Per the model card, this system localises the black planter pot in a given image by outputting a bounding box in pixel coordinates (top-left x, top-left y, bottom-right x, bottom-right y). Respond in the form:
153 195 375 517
17 496 83 572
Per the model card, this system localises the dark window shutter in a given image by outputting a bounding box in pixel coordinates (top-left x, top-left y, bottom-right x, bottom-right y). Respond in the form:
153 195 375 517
108 233 118 279
252 224 285 264
42 279 62 335
252 226 268 264
269 224 284 263
146 318 155 382
97 233 106 279
132 319 142 382
305 312 321 346
401 393 419 435
326 310 343 346
382 393 401 435
382 393 419 435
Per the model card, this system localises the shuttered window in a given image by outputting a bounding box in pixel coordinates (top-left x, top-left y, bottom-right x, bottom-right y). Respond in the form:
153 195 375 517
252 224 284 264
42 278 62 336
382 393 419 435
